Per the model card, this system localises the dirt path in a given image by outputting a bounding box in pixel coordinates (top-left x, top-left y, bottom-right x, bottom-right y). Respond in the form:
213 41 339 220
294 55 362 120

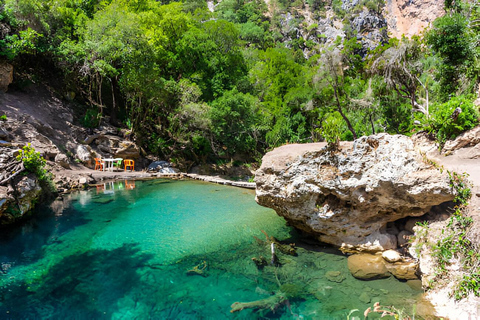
426 144 480 244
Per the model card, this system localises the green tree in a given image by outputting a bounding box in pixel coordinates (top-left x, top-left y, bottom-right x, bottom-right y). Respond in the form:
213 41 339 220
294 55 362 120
426 13 476 98
369 37 429 116
249 47 313 146
314 45 359 140
209 88 259 157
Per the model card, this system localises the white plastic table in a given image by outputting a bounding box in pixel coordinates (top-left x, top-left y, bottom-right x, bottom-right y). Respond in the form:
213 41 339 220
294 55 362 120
102 158 123 171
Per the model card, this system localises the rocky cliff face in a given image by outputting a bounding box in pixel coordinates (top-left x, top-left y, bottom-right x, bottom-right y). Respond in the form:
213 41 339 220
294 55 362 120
385 0 444 39
255 134 455 252
273 0 444 58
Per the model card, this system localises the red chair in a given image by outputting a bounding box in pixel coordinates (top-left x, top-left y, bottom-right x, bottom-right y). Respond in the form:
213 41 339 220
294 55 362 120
124 159 134 171
94 158 104 171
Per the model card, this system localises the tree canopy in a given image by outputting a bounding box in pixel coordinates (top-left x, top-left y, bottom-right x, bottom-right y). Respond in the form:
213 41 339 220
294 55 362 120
1 0 479 165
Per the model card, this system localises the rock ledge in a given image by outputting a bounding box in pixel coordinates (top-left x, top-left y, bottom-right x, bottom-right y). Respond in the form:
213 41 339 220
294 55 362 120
255 134 455 252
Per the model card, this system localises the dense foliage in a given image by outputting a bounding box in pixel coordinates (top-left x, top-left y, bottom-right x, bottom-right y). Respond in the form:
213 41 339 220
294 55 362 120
16 143 56 192
1 0 479 165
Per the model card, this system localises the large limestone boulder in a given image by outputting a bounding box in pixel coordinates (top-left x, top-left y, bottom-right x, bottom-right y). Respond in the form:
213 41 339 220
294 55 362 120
385 260 418 280
92 134 140 159
76 145 93 165
15 174 42 215
0 173 42 225
55 153 70 169
382 250 402 263
347 254 390 280
348 252 418 280
255 134 455 252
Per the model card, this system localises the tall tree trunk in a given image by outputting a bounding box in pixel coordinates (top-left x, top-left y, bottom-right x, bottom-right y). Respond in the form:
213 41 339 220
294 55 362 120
333 86 357 140
369 114 375 135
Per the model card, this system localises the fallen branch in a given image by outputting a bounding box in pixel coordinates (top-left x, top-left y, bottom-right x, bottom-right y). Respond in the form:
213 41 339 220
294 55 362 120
230 292 287 313
0 162 25 186
186 260 207 277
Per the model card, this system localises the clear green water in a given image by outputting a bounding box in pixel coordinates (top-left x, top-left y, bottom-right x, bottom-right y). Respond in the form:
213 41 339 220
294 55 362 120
0 179 423 319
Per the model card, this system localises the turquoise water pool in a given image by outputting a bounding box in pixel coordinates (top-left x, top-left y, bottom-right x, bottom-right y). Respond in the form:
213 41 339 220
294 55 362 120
0 179 423 319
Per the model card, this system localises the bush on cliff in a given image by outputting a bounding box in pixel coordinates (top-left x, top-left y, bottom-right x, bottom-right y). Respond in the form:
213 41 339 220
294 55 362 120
16 143 56 193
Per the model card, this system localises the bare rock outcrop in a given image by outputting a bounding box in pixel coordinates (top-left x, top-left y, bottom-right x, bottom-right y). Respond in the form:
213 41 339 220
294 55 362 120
255 134 455 252
385 0 444 39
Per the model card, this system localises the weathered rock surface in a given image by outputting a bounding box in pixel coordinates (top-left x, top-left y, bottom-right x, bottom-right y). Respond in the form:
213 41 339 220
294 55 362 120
443 126 480 155
385 0 444 39
382 249 402 263
384 260 418 280
55 153 71 169
76 145 93 164
255 134 455 252
14 174 42 215
347 253 390 280
350 10 388 54
0 61 13 92
348 252 418 280
115 141 140 159
0 174 42 225
0 145 45 225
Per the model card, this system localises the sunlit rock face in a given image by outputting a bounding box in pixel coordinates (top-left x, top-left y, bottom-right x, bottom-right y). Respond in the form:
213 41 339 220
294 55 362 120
385 0 444 39
255 134 455 252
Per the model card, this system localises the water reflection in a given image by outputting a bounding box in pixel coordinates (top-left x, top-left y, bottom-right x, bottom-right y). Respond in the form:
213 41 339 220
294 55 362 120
95 180 136 195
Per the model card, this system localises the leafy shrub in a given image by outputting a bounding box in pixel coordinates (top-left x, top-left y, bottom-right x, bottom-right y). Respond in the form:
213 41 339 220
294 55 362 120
331 0 346 17
362 0 385 12
16 144 55 192
431 95 479 146
0 114 7 121
17 143 47 178
82 108 101 128
320 112 342 148
455 273 480 300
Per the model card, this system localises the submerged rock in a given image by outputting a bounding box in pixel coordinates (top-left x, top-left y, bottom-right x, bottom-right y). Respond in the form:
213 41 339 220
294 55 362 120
325 270 345 283
384 260 418 280
255 134 455 252
347 253 390 280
